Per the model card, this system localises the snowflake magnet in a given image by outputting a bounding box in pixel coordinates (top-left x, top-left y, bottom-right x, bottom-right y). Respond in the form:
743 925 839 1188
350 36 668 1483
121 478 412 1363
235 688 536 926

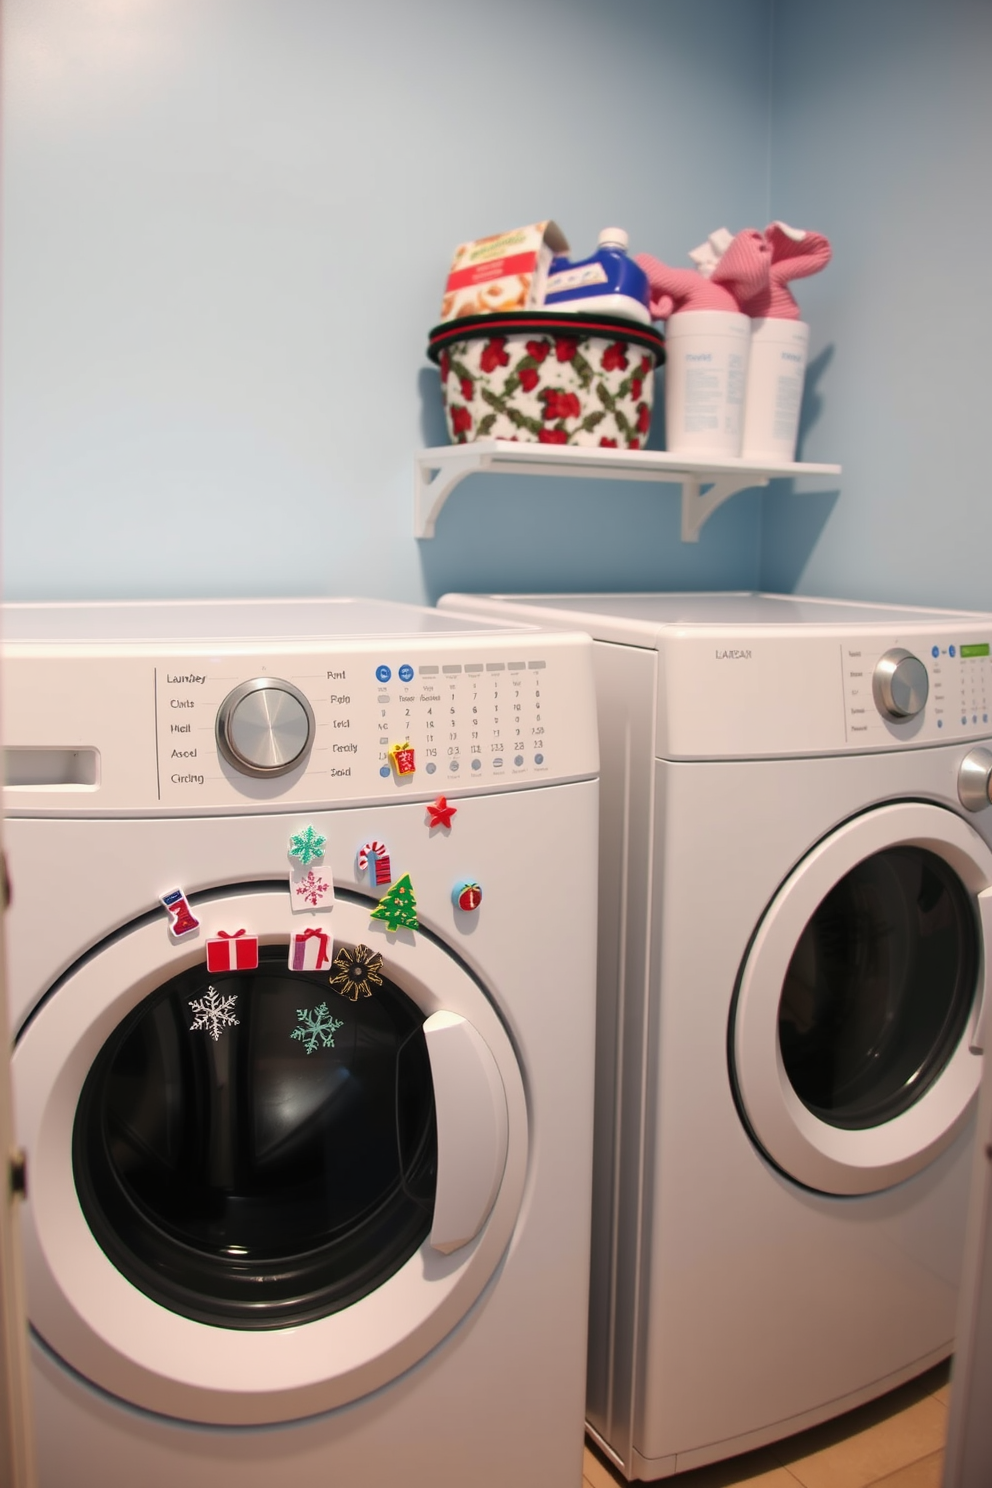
291 1002 344 1055
161 888 200 939
329 943 384 1002
389 742 416 778
426 796 457 830
292 867 333 911
369 873 419 933
189 986 240 1042
453 880 483 912
289 825 327 867
357 840 392 886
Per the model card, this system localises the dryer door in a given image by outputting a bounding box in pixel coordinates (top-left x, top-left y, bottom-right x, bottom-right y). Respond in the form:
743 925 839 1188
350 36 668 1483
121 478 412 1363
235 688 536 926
732 802 992 1196
15 889 526 1425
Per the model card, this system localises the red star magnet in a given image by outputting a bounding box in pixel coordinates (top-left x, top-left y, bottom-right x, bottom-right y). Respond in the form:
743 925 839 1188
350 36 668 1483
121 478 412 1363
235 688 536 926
426 795 457 829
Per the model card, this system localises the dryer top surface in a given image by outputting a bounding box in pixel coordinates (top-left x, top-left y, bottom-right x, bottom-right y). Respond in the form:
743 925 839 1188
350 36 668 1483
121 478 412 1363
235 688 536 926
440 592 991 647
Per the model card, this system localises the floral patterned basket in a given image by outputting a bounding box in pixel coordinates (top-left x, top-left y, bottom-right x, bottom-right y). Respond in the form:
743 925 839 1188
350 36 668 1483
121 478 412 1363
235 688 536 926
427 310 665 449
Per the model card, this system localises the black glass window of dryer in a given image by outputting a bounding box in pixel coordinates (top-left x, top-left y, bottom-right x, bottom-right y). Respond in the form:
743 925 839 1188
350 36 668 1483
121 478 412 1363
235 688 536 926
73 947 437 1329
778 847 978 1130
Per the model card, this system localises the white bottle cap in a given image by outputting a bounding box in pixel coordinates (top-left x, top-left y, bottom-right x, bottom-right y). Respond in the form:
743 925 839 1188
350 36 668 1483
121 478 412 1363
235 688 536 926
598 227 629 251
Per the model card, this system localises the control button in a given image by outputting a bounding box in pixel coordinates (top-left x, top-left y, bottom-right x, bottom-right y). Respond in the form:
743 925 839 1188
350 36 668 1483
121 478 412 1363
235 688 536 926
216 678 314 778
399 664 414 683
963 717 968 726
514 755 524 766
950 646 957 658
375 665 392 683
938 720 944 728
449 760 460 772
379 766 390 778
471 759 481 770
426 762 437 774
493 757 503 767
959 748 992 811
534 753 544 765
932 646 940 658
872 649 929 721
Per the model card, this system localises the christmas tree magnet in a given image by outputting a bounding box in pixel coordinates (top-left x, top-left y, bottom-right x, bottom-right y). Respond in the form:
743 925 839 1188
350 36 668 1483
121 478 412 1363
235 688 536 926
389 742 416 778
289 825 327 867
369 873 419 932
426 795 457 830
453 880 483 912
329 943 385 1001
189 986 240 1041
357 840 392 886
288 926 332 972
161 888 200 939
205 929 259 973
290 1003 344 1054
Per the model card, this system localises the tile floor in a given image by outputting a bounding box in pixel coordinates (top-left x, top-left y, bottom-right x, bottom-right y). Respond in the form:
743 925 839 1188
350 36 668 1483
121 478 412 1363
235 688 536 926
581 1361 950 1488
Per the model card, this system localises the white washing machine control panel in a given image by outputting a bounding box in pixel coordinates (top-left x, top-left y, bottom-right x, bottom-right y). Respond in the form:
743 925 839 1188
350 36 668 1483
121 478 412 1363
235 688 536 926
3 632 597 815
660 626 992 759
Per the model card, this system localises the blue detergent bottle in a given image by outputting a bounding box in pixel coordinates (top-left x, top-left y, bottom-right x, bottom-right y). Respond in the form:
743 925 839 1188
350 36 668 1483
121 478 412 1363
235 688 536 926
543 227 651 324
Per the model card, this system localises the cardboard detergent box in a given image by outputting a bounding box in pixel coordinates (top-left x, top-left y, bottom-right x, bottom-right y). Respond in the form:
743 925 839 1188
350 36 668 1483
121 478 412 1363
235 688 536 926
440 221 569 321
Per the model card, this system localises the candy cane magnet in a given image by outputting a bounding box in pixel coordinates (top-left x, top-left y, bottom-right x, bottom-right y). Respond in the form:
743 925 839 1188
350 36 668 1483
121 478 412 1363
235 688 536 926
357 841 392 886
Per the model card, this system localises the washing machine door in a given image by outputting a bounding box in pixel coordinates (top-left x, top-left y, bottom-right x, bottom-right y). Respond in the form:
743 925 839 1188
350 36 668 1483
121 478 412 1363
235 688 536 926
732 802 992 1196
15 889 527 1425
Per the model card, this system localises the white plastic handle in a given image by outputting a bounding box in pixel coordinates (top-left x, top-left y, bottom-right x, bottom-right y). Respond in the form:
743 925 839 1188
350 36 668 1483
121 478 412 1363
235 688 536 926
970 887 992 1054
423 1011 509 1254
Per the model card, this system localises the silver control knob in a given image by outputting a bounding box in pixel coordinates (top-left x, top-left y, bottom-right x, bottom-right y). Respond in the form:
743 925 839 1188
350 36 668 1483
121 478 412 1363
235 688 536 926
959 749 992 812
216 678 315 778
872 648 929 721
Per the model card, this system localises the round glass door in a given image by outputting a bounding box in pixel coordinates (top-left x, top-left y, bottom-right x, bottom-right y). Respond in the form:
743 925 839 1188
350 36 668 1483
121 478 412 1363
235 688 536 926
15 889 527 1424
779 847 977 1130
74 947 437 1329
732 804 992 1195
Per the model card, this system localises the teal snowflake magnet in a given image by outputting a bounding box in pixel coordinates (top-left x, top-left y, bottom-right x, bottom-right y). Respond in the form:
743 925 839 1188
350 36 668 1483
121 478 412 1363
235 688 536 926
289 825 327 867
291 1002 344 1055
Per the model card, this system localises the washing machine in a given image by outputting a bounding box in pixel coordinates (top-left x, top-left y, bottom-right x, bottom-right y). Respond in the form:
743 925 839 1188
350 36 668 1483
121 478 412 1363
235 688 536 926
440 590 992 1477
1 597 599 1488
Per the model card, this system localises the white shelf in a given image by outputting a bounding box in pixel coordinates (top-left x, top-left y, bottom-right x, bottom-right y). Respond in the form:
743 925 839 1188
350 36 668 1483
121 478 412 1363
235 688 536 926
414 441 841 543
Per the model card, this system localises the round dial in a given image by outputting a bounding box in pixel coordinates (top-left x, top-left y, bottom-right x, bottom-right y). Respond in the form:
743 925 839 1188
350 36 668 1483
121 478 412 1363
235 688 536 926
872 648 929 721
216 678 315 778
959 749 992 812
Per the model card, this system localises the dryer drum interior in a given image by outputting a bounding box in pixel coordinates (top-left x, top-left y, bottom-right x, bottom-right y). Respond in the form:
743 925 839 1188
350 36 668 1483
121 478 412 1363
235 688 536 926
73 945 438 1330
778 846 978 1129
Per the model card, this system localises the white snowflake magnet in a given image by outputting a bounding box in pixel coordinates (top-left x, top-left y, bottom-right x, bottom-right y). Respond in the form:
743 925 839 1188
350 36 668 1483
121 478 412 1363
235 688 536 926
189 986 240 1042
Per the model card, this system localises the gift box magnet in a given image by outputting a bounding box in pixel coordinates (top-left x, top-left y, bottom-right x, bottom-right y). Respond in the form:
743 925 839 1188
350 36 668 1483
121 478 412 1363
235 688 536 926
206 929 259 973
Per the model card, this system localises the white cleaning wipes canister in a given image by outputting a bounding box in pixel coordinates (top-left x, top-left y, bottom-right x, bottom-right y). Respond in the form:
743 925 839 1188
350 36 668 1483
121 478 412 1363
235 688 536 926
664 311 750 457
741 318 810 462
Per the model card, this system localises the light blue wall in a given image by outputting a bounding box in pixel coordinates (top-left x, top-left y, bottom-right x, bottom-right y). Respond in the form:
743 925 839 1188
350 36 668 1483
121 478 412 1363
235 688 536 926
760 0 992 611
2 0 773 605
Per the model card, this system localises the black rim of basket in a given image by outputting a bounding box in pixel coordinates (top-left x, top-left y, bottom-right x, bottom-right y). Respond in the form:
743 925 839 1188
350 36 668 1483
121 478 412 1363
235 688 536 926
427 310 665 365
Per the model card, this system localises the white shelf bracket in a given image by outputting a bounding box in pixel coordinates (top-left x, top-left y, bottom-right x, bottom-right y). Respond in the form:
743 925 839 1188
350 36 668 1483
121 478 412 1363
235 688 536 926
416 452 487 539
680 474 770 543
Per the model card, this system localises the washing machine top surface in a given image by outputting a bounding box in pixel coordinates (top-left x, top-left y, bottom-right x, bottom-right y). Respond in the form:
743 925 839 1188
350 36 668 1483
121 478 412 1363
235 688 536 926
2 597 598 815
2 595 525 646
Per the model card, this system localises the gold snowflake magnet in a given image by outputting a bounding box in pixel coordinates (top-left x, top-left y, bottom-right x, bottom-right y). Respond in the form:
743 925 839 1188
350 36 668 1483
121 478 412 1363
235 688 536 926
329 943 385 1002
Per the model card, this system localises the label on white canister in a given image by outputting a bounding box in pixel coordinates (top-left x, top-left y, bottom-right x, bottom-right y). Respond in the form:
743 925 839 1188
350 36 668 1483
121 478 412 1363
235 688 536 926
664 311 751 457
741 319 810 462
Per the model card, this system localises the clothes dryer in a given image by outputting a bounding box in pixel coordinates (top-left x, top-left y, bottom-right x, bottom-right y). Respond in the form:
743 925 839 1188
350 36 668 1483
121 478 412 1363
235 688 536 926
440 591 992 1477
2 597 599 1488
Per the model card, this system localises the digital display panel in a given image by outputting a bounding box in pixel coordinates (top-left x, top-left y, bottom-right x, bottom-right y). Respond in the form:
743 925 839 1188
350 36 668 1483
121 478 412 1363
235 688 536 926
960 644 990 658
